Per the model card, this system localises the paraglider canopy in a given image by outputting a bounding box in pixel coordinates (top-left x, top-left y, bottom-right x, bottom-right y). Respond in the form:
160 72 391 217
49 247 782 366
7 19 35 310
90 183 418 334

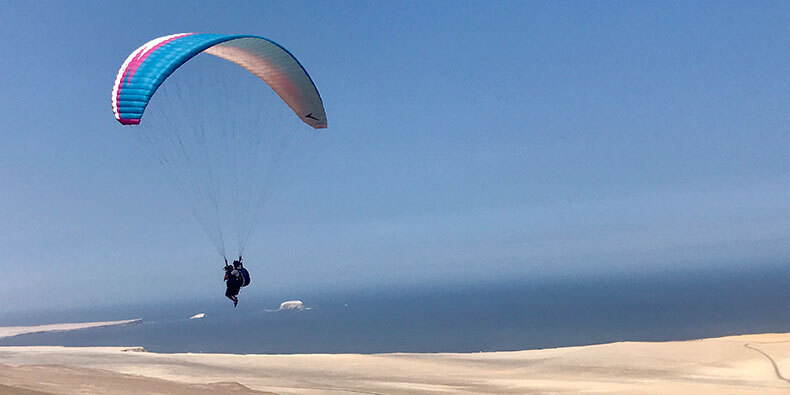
112 33 326 128
111 33 327 260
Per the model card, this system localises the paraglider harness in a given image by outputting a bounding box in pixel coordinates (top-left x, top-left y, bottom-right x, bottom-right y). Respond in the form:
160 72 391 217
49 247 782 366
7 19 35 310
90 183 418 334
224 256 251 288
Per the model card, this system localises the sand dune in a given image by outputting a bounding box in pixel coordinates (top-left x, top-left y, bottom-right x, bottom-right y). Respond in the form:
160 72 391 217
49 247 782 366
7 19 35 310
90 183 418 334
0 333 788 394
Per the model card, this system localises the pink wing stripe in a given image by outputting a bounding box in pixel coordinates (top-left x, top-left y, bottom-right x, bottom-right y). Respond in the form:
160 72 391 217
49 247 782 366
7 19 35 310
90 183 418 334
112 33 194 122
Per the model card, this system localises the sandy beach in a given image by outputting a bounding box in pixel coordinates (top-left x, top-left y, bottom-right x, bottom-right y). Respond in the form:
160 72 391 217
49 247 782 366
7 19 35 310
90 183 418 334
0 332 787 394
0 319 142 340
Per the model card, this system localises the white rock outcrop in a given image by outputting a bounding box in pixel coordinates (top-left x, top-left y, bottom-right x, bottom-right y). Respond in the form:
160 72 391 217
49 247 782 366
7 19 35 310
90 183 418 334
279 300 304 311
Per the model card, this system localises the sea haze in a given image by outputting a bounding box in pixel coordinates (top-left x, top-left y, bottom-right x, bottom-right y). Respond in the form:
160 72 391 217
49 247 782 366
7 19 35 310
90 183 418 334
1 265 787 354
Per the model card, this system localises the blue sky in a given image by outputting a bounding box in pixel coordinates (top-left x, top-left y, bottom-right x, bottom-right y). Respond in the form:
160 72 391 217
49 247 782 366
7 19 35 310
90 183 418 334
1 1 788 310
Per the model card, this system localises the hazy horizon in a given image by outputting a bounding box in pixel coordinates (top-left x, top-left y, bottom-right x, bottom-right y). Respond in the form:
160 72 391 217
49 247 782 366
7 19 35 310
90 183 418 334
2 263 787 353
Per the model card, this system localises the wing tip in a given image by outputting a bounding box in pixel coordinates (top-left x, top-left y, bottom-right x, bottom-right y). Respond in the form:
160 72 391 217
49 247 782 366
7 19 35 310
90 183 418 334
117 118 141 125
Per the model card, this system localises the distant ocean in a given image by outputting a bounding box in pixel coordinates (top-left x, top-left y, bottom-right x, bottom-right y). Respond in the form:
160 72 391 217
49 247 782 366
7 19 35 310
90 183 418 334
1 266 788 354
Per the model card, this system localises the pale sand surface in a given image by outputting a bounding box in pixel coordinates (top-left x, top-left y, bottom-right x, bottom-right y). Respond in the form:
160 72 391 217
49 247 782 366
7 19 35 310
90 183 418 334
0 333 788 394
0 319 141 339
